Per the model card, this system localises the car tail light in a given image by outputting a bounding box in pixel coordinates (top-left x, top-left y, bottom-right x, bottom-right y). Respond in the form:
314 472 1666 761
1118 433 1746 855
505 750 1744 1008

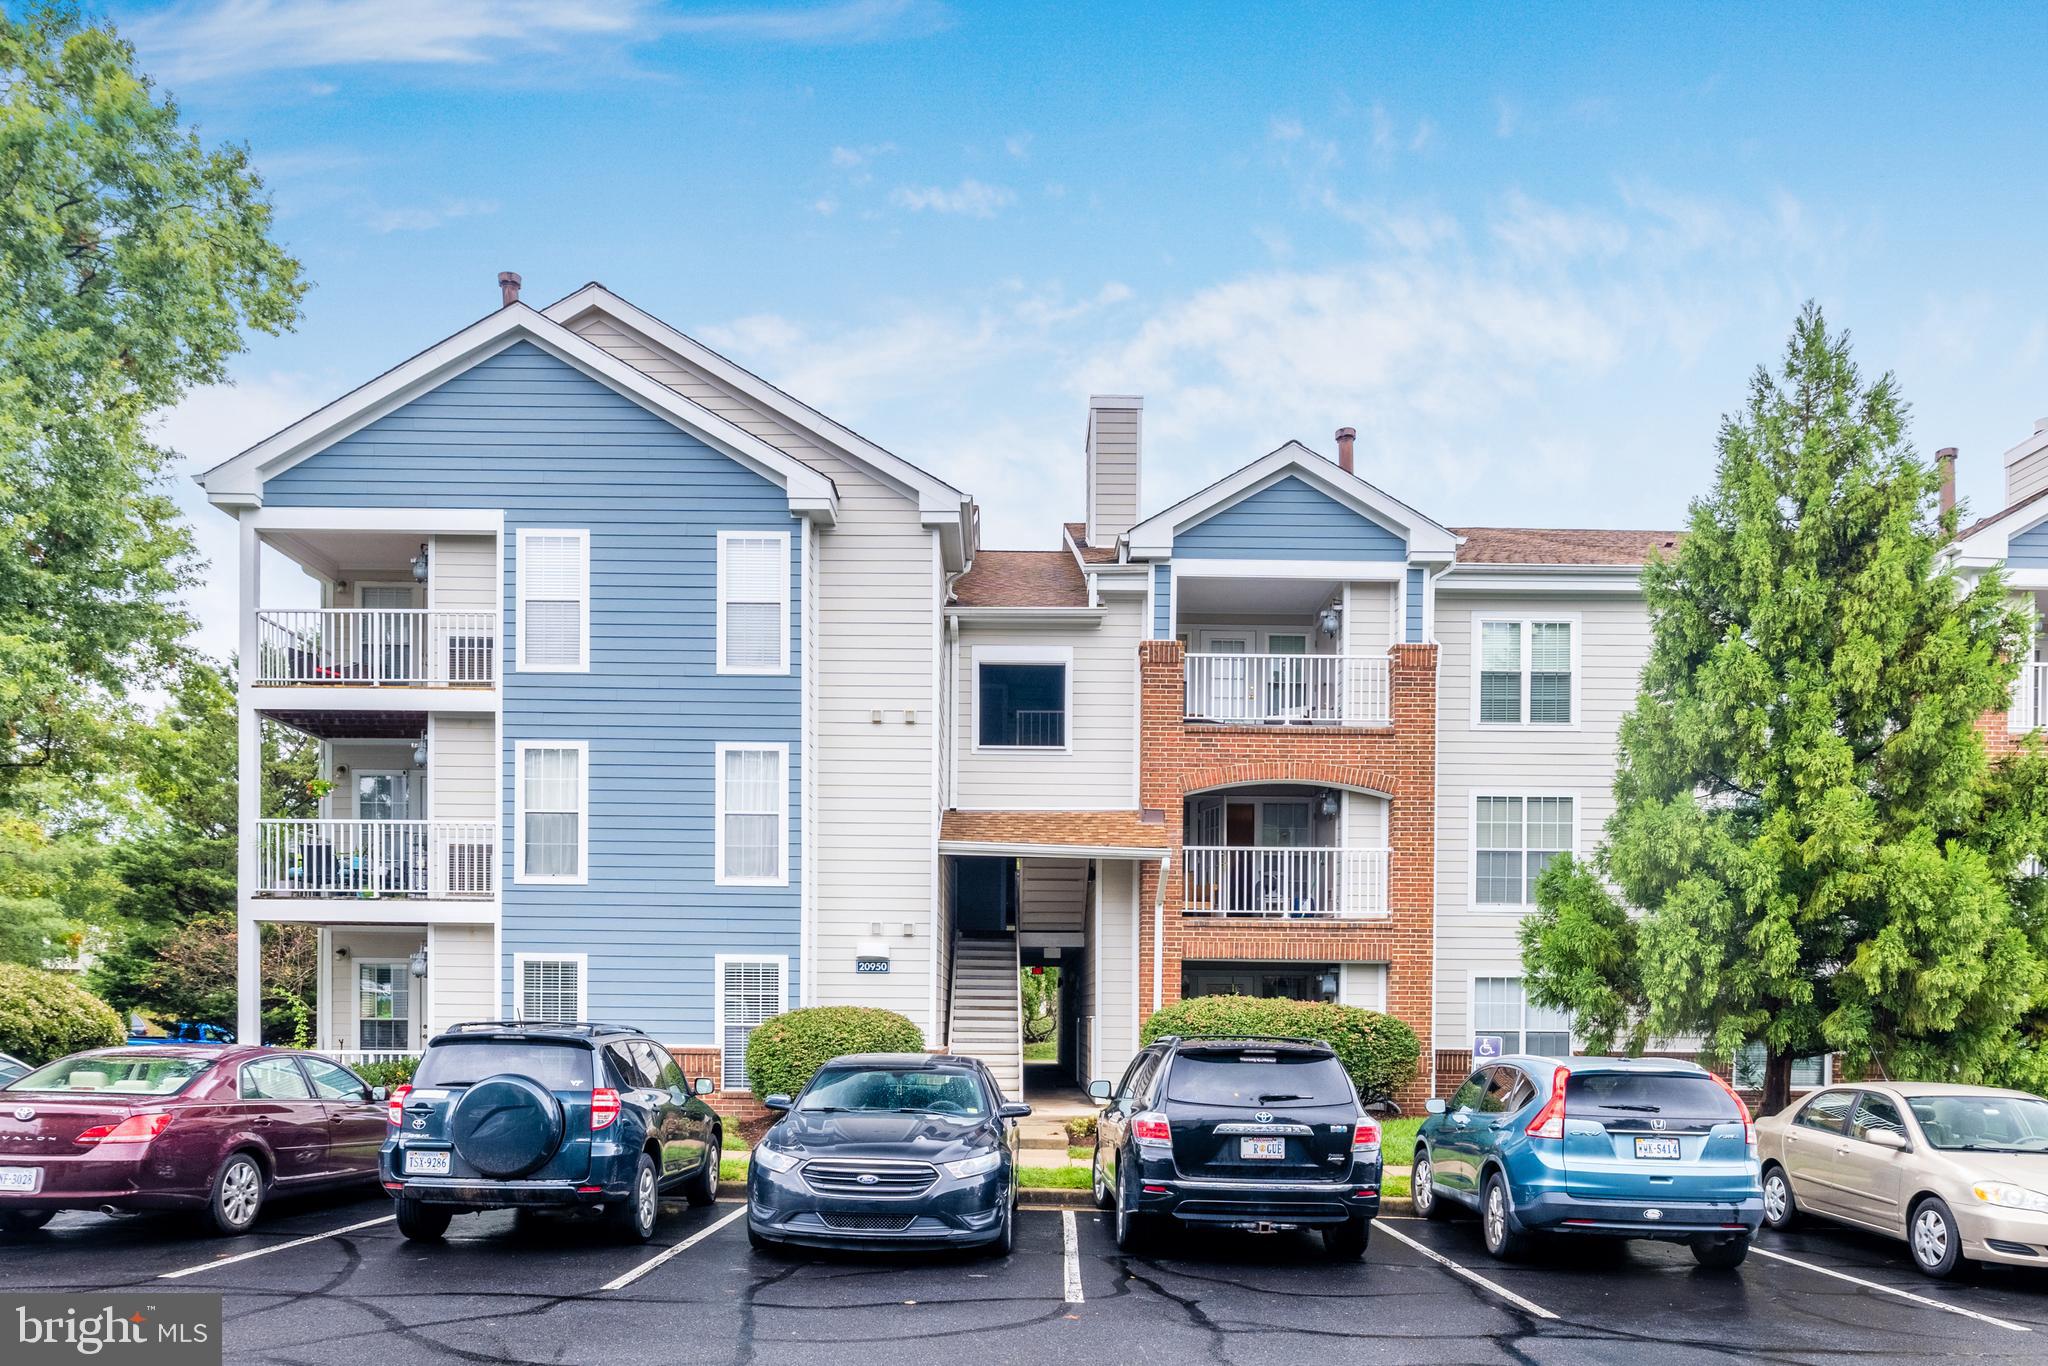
1525 1066 1571 1140
1131 1112 1171 1147
1353 1117 1382 1154
386 1084 412 1127
591 1087 621 1130
75 1112 173 1146
1708 1070 1756 1146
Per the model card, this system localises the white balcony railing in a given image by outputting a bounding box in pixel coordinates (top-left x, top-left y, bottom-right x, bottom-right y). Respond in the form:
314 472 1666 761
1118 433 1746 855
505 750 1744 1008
326 1050 418 1070
2013 661 2048 734
1182 845 1390 919
255 819 496 900
255 609 496 686
1184 652 1390 726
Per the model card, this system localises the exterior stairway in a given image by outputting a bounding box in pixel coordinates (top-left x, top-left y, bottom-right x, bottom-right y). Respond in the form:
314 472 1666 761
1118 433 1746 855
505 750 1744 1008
948 934 1023 1099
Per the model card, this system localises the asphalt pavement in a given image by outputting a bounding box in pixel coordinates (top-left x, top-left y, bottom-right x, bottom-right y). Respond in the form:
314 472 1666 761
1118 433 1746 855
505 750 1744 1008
7 1186 2048 1363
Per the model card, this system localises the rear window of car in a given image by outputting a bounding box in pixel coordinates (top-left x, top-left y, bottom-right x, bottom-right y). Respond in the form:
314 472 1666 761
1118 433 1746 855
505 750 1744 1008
1566 1071 1739 1117
9 1054 212 1095
1163 1051 1352 1108
412 1040 595 1091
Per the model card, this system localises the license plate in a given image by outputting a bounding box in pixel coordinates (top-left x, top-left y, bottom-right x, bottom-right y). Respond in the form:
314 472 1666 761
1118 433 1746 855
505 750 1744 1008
1634 1137 1681 1160
1240 1137 1286 1160
0 1167 40 1193
404 1150 451 1176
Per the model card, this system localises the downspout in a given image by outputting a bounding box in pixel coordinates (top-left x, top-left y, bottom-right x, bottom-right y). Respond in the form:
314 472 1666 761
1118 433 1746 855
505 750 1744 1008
1424 558 1455 1102
1152 851 1170 1013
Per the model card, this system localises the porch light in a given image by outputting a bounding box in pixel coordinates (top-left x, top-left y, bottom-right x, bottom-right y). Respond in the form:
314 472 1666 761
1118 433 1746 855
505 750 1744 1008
412 737 429 767
409 948 428 979
1318 791 1340 819
1318 970 1339 996
409 543 429 582
1317 605 1342 636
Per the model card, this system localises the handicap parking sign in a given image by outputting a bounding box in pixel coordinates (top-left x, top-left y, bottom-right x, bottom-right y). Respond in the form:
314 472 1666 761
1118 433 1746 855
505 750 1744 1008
1472 1035 1505 1059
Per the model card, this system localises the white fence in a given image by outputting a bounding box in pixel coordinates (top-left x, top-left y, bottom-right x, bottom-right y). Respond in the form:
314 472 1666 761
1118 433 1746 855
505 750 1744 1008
1184 652 1390 726
326 1051 417 1070
255 819 496 900
255 609 496 686
1181 845 1390 919
2013 661 2048 734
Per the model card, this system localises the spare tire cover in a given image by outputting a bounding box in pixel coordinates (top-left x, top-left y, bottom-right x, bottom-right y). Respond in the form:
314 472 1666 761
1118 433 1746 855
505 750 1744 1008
451 1074 565 1179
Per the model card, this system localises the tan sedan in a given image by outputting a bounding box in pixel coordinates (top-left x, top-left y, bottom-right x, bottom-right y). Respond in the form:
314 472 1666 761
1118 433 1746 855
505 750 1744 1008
1756 1081 2048 1277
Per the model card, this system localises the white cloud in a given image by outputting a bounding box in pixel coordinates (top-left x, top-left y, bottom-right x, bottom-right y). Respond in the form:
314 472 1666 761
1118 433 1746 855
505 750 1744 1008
363 197 499 233
667 0 950 43
1004 132 1033 160
1268 116 1304 143
889 179 1015 218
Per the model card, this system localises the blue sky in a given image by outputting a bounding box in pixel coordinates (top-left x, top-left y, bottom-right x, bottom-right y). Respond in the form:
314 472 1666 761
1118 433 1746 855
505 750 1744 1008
116 0 2048 661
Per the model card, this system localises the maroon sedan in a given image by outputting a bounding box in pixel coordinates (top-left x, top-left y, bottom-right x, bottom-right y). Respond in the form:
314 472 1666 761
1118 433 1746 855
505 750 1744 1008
0 1046 388 1235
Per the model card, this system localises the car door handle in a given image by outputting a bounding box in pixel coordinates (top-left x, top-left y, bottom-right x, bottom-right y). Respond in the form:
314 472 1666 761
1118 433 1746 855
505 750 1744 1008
251 1117 273 1127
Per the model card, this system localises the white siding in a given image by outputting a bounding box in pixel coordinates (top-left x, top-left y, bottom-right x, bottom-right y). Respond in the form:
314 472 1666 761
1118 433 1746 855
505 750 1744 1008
1345 580 1398 651
321 741 422 819
1087 403 1141 544
320 928 428 1052
954 595 1144 809
1091 858 1139 1083
1433 588 1651 1047
429 533 495 612
429 715 494 820
1019 858 1087 940
428 923 494 1032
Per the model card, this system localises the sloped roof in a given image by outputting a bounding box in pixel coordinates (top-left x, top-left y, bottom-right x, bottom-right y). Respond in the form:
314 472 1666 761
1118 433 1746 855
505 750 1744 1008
1064 522 1120 564
939 809 1169 854
1957 487 2048 543
1450 527 1680 566
951 550 1089 607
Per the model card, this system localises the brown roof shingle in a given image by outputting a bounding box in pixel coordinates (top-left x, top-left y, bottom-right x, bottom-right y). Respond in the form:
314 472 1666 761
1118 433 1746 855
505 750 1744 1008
1063 521 1120 564
1451 527 1680 566
951 550 1089 607
940 809 1169 853
1957 487 2048 543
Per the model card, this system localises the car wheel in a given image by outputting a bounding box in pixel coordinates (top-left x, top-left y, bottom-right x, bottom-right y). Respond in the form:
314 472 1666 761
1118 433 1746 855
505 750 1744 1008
204 1153 266 1236
1091 1146 1114 1211
1480 1170 1526 1261
1909 1197 1965 1279
1113 1170 1152 1254
1413 1151 1449 1221
608 1152 660 1243
985 1196 1016 1258
1322 1216 1370 1260
0 1210 54 1234
1691 1234 1751 1269
682 1135 720 1208
747 1221 781 1254
1761 1164 1798 1230
395 1196 453 1242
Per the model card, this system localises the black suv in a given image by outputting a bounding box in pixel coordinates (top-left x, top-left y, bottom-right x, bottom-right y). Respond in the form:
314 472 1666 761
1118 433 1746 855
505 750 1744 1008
1089 1035 1381 1258
381 1021 722 1242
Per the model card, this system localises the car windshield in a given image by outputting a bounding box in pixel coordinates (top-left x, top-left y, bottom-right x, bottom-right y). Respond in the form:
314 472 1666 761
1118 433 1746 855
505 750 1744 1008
800 1068 987 1117
9 1054 211 1095
412 1041 595 1091
1906 1095 2048 1152
1566 1072 1739 1117
1164 1052 1351 1107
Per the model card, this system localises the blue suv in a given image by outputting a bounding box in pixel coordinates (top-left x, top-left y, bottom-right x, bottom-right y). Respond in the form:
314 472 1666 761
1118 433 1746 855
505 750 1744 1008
1413 1056 1762 1267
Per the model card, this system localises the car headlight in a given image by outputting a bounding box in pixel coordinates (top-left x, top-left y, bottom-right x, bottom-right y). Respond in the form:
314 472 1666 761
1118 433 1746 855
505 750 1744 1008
1973 1181 2048 1213
753 1147 800 1173
944 1151 1003 1180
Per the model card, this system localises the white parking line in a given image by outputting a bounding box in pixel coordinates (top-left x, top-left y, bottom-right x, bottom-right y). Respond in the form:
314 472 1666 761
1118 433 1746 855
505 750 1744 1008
1375 1221 1559 1321
1750 1246 2031 1334
598 1206 747 1294
1061 1210 1083 1303
158 1216 394 1281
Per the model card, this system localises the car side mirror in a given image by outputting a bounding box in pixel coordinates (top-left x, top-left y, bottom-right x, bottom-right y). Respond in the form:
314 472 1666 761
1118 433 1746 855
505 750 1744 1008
370 1086 387 1102
762 1093 793 1112
1426 1098 1446 1115
1088 1079 1112 1102
693 1077 714 1096
1000 1103 1032 1119
1867 1128 1908 1152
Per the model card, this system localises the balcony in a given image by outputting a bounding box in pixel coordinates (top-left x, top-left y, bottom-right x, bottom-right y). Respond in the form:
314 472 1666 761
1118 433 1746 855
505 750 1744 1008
1181 845 1389 919
254 819 496 901
2013 661 2048 734
1184 652 1390 726
256 609 496 687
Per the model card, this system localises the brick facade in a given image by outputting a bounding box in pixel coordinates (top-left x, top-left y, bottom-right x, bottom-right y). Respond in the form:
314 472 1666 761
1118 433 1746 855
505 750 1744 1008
1136 639 1440 1108
667 1044 771 1125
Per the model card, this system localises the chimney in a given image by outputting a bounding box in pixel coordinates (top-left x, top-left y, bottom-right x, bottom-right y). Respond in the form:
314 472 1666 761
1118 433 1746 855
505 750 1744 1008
1085 395 1144 547
1335 427 1357 474
1936 447 1957 518
498 271 522 308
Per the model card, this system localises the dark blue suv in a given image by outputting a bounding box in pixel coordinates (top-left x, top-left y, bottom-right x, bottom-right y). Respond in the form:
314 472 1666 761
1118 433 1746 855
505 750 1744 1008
382 1022 722 1242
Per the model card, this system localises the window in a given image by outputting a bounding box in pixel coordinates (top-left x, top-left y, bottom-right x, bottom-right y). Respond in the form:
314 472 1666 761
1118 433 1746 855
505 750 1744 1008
1850 1093 1908 1145
715 743 788 886
302 1057 371 1103
1472 976 1572 1055
716 956 787 1093
240 1057 313 1101
1732 1044 1828 1090
356 962 410 1050
1473 615 1575 726
515 953 586 1023
1797 1089 1857 1135
1474 796 1574 905
516 742 587 883
976 648 1071 749
517 529 589 672
717 531 790 674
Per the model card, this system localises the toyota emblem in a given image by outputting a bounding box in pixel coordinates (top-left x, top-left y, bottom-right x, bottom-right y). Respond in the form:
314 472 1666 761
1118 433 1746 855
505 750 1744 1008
10 1106 31 1122
856 1173 880 1186
1254 1111 1275 1124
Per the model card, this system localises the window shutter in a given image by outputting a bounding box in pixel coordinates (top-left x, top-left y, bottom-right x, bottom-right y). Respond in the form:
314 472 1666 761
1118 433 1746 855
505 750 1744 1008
521 957 581 1023
719 958 785 1091
521 533 586 668
720 535 786 671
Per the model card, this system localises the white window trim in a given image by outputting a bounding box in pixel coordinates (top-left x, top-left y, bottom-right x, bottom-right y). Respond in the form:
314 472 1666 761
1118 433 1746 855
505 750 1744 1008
1469 791 1579 910
714 742 790 887
716 530 792 676
513 740 590 886
714 953 789 1093
515 528 591 673
512 951 589 1023
1470 611 1581 730
1467 972 1575 1055
971 644 1075 754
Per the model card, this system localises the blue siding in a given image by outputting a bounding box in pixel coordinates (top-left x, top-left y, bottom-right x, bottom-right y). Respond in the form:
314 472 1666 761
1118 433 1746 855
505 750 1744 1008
2011 519 2048 569
1173 476 1406 561
265 341 800 1043
1405 567 1425 642
1153 562 1172 639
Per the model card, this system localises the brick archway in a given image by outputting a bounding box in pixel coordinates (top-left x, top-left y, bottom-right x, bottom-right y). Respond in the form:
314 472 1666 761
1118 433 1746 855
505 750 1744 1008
1178 761 1400 797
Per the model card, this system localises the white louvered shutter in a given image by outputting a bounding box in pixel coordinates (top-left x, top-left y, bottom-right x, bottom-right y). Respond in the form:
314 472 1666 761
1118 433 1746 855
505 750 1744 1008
720 535 785 671
720 958 785 1091
521 533 586 668
521 958 581 1023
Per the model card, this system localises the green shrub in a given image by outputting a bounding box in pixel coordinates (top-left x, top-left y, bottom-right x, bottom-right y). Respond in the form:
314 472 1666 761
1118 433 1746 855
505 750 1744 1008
743 1006 925 1099
1064 1114 1098 1143
0 963 125 1065
351 1056 418 1088
1140 996 1419 1104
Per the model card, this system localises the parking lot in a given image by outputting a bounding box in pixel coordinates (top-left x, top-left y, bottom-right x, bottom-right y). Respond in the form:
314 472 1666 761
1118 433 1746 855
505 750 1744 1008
9 1189 2048 1363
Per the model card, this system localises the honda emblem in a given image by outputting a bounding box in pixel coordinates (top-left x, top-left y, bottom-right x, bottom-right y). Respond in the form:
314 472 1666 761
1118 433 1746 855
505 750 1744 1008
1650 1117 1666 1131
